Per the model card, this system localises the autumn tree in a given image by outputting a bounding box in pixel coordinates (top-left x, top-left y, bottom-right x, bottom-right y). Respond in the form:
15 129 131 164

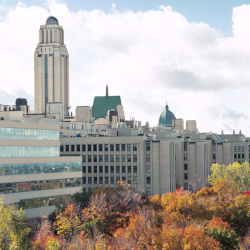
209 162 250 192
81 181 145 235
0 199 30 249
53 204 81 239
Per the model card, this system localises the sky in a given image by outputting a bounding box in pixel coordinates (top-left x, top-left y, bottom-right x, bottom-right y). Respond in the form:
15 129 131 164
1 0 250 135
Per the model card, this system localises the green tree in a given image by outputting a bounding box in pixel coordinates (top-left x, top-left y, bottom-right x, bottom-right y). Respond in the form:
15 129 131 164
209 162 250 192
0 198 30 249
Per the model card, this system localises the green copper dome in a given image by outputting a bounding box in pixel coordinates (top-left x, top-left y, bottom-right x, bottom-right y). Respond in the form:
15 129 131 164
159 103 176 127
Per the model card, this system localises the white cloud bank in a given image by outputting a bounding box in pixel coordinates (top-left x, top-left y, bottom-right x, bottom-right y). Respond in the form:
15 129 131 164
0 1 250 135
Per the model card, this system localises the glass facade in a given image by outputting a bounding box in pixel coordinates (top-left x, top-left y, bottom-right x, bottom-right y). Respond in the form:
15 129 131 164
19 194 71 210
0 146 59 158
0 127 59 140
0 178 82 194
0 162 81 176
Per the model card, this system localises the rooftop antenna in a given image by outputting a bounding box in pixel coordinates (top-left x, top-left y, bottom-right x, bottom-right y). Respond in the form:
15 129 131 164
106 84 109 97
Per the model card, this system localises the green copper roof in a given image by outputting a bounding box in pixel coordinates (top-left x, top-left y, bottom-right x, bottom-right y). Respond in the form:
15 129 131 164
92 95 122 120
159 104 176 127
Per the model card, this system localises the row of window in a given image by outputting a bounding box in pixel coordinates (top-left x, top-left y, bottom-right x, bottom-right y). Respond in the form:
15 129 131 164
83 176 151 185
0 178 82 194
0 127 59 141
234 146 245 153
82 154 138 163
19 194 71 210
0 162 81 176
84 176 139 185
61 143 138 153
234 153 245 159
0 146 59 158
83 165 138 174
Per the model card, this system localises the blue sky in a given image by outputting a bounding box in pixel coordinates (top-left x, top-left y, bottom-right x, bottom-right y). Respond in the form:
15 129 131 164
1 0 250 134
1 0 249 34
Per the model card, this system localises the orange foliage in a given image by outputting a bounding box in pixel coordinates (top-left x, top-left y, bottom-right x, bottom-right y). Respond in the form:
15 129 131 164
182 225 220 250
206 217 231 230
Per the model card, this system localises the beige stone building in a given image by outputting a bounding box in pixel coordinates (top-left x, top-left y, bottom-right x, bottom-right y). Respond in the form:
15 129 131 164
34 16 69 117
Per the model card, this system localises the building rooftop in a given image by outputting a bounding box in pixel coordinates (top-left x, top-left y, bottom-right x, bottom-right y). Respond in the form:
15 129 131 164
46 16 59 25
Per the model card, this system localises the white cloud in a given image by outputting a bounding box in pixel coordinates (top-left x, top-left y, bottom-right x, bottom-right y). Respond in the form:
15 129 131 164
0 1 250 135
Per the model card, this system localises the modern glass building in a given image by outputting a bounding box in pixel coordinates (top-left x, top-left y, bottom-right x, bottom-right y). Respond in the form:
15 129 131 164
0 121 82 218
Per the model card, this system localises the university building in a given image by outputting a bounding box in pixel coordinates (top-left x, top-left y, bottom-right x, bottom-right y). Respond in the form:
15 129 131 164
0 16 249 217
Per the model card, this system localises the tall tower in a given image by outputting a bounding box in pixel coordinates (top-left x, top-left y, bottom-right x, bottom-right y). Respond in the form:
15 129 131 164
34 16 69 116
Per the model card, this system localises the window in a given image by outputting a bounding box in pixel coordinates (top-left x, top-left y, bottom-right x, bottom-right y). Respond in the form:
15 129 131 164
184 173 188 180
77 145 80 152
60 145 64 152
133 166 137 173
105 144 108 151
111 177 114 184
122 166 126 173
133 154 137 162
71 145 75 152
82 144 86 151
234 146 237 153
99 177 103 184
88 177 92 184
122 144 125 151
127 154 131 162
234 154 237 159
116 144 120 151
99 144 103 151
82 166 86 173
82 155 86 162
127 144 131 151
88 155 92 162
133 143 137 151
94 166 97 173
93 144 97 151
88 144 91 151
99 166 103 173
146 165 150 173
105 177 109 184
213 154 216 160
111 166 114 173
88 166 92 173
238 146 241 152
66 145 69 152
147 176 151 184
105 155 108 162
110 155 114 162
116 166 120 173
212 144 216 152
110 144 114 151
105 166 109 173
238 154 241 158
184 164 188 171
93 155 97 162
83 177 86 184
94 177 97 184
146 154 150 163
122 154 126 162
184 154 188 161
133 176 137 184
147 187 151 196
116 155 120 162
128 166 131 173
146 141 150 151
184 183 188 190
242 154 245 158
128 176 131 184
242 146 245 152
99 155 103 162
116 176 120 183
184 142 187 151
